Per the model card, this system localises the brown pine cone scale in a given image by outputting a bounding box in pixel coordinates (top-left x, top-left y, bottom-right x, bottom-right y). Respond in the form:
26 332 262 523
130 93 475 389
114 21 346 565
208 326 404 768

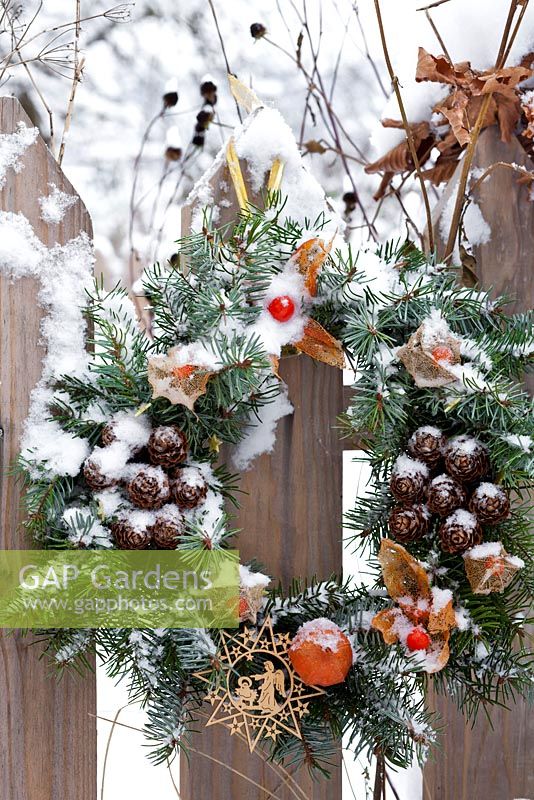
83 457 117 491
389 455 429 503
426 474 467 516
171 467 208 509
149 505 185 549
111 517 153 549
407 426 446 468
444 436 489 484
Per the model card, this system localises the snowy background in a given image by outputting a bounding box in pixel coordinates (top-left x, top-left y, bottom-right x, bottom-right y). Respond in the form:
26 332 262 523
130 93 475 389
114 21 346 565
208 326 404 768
3 0 534 797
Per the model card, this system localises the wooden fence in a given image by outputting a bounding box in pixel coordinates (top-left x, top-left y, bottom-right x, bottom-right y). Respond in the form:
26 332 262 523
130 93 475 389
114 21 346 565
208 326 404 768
0 98 532 800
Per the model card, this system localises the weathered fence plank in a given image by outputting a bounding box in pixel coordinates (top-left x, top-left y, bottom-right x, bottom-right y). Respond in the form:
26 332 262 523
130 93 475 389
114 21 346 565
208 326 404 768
180 160 344 799
424 125 534 800
0 97 96 800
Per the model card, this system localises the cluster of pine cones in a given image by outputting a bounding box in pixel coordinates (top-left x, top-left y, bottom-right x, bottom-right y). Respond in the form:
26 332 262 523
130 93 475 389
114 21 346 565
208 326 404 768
388 426 510 554
83 423 208 550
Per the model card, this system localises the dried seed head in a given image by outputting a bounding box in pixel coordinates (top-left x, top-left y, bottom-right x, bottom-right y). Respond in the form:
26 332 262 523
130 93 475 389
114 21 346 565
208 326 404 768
250 22 267 39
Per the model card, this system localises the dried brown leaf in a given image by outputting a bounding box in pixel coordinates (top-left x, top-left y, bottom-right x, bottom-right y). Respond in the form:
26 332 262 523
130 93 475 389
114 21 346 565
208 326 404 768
421 155 460 185
416 47 472 86
365 121 434 175
472 65 532 98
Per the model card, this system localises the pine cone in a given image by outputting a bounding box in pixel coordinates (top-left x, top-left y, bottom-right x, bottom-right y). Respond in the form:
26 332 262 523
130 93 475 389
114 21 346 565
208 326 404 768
407 426 447 468
444 436 489 484
148 425 188 468
426 474 467 516
388 504 429 543
148 505 185 549
171 467 208 509
439 509 483 554
469 482 510 524
101 423 117 447
100 413 150 455
111 517 153 549
127 466 171 509
83 457 116 491
390 455 429 503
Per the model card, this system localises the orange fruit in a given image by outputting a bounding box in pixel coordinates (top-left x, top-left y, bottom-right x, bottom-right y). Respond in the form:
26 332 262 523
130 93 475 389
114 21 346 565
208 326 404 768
289 620 353 686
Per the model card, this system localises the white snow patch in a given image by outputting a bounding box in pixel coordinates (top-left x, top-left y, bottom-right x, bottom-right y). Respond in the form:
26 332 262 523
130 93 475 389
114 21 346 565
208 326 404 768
290 618 346 652
239 564 271 590
39 183 77 224
0 122 38 189
0 212 95 477
232 380 293 470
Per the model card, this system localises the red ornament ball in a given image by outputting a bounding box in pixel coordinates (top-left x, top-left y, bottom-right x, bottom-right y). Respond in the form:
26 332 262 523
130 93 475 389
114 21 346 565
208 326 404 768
406 628 431 651
267 295 295 322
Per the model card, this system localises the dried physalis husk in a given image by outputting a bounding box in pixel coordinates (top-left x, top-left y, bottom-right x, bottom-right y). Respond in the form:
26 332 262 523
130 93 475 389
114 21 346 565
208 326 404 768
463 542 524 595
239 566 270 624
290 237 332 297
239 586 266 624
377 538 431 602
397 321 461 388
427 590 456 636
371 540 456 672
295 318 345 368
147 346 215 411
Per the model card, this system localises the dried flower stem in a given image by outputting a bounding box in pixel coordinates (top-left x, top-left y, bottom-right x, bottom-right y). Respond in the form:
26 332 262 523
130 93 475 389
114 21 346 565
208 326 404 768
416 0 453 9
207 0 242 123
373 0 435 253
58 0 82 166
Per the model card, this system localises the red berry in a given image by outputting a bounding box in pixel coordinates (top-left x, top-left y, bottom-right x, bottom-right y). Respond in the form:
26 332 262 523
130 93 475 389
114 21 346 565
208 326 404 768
406 628 431 651
268 295 295 322
431 345 454 364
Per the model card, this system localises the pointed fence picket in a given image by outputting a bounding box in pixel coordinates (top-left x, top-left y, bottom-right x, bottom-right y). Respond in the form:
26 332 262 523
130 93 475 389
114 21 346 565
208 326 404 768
423 124 534 800
0 97 97 800
179 154 344 799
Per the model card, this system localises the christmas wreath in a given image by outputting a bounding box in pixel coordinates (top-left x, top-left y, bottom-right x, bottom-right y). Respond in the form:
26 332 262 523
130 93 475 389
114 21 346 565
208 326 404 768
14 106 534 776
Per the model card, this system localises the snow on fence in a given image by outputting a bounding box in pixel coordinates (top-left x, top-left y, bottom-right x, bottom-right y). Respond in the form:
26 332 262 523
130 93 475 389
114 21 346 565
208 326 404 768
0 97 96 800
